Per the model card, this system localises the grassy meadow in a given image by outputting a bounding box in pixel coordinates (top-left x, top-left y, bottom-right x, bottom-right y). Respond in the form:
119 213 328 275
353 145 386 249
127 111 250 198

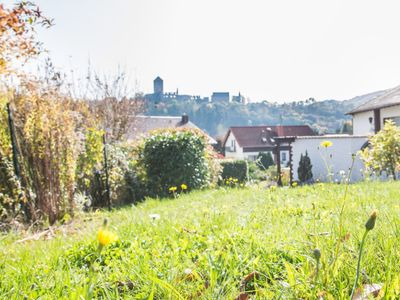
1 181 400 299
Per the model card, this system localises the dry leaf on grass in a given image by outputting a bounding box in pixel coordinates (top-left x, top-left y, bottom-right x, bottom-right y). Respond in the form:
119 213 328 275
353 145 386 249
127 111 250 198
240 271 260 291
235 292 250 300
351 284 382 300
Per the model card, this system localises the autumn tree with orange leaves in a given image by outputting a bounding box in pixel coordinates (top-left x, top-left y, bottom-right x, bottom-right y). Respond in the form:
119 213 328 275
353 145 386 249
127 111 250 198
0 1 52 75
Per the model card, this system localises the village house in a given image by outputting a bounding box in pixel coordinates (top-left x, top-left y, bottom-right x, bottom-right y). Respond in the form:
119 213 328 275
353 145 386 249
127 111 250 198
290 86 400 184
222 125 315 164
128 114 217 145
347 84 400 135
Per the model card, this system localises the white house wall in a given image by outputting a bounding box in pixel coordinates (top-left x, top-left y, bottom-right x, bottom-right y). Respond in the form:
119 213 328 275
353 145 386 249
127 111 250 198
380 105 400 128
352 111 374 135
224 132 244 159
292 136 367 182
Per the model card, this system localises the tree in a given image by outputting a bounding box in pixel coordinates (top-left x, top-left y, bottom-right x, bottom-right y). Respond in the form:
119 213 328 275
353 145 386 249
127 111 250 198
297 151 313 183
257 152 274 170
0 2 52 75
341 121 352 134
360 120 400 179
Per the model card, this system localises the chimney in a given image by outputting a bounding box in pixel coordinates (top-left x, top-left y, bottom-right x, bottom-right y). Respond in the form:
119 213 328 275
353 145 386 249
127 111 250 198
181 113 189 124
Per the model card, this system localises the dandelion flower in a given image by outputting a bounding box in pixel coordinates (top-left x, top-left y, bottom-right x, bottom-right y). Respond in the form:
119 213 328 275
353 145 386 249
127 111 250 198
98 228 118 247
169 186 177 192
321 140 333 148
181 183 188 190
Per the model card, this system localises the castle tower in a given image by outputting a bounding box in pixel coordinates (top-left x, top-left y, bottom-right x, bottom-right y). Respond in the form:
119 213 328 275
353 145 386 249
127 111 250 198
153 76 164 95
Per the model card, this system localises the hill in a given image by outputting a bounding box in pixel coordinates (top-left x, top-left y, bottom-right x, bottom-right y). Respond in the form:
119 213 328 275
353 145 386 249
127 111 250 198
144 89 387 137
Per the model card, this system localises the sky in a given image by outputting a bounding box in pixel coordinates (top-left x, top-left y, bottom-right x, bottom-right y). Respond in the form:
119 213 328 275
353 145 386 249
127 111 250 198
9 0 400 102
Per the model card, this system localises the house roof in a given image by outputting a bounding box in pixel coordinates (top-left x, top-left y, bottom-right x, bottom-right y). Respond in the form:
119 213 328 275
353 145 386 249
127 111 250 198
223 125 315 148
129 115 217 144
347 85 400 115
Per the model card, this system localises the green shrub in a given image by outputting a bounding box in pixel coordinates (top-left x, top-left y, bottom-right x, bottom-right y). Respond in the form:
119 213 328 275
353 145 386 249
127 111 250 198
360 120 400 179
297 151 313 183
265 165 290 185
256 152 274 170
220 160 248 184
248 161 267 182
137 128 214 197
76 129 141 207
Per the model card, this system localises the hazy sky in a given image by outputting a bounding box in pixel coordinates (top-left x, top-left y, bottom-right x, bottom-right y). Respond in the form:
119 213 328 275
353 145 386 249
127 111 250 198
16 0 400 101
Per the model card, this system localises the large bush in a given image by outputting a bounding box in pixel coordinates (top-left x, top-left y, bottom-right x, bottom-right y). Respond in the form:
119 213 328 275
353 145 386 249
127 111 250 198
220 160 248 183
360 120 400 179
137 129 216 197
76 133 139 208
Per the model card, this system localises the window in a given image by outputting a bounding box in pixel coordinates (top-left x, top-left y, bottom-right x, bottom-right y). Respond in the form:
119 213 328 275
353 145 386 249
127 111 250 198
247 155 258 161
230 139 236 152
281 152 287 162
384 116 400 126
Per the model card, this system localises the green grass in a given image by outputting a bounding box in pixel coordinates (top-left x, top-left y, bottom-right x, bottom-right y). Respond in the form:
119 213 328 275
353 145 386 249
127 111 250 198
1 181 400 299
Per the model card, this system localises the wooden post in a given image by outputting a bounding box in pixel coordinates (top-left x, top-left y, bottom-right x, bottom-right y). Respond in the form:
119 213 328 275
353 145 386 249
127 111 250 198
288 142 293 186
103 133 111 211
373 109 381 133
276 142 282 186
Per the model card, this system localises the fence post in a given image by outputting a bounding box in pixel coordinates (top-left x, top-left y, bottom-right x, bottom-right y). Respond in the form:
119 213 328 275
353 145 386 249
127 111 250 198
103 133 111 211
6 103 20 179
6 102 31 220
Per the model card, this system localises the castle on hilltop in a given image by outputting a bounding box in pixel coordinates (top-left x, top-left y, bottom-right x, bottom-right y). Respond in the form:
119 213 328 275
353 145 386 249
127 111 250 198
144 76 247 104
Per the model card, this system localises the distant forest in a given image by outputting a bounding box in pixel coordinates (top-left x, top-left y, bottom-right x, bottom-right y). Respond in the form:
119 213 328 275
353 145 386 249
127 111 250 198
144 90 385 138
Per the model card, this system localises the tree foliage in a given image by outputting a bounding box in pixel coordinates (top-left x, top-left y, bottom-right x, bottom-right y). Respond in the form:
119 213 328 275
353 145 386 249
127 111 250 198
145 97 362 137
360 120 400 179
297 151 313 183
0 2 52 74
256 152 274 170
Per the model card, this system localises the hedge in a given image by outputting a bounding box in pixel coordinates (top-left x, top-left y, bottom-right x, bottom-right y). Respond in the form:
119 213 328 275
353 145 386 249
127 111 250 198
220 160 248 184
137 128 215 197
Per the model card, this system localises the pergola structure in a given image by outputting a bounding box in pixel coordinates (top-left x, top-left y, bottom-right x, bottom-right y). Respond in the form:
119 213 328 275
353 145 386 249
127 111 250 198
274 136 296 186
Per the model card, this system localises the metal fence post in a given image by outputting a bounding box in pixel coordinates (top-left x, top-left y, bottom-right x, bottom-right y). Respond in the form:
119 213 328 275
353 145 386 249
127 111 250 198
103 133 111 211
6 103 20 179
6 102 30 220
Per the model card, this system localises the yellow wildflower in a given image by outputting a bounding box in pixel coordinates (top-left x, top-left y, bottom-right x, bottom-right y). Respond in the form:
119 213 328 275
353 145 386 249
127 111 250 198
169 186 177 192
321 140 333 148
98 228 118 247
181 183 188 190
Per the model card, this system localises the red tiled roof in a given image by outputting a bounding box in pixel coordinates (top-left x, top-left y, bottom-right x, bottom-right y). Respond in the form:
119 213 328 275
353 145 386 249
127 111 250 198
224 125 315 148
